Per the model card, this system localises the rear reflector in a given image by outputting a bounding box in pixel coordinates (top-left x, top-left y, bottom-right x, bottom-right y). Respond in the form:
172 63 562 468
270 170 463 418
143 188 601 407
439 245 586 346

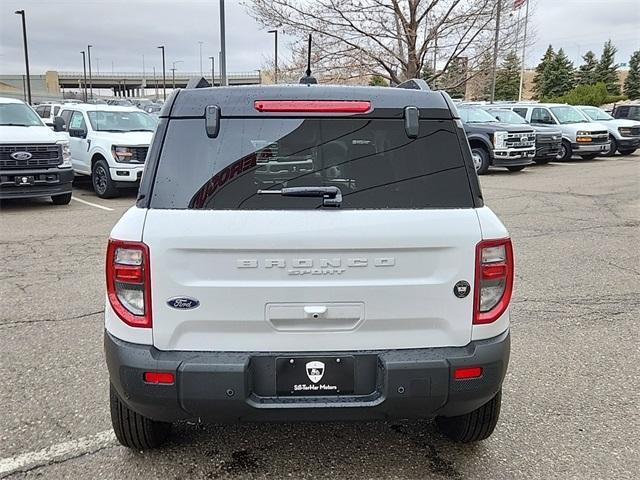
254 100 371 113
454 367 483 380
143 372 175 384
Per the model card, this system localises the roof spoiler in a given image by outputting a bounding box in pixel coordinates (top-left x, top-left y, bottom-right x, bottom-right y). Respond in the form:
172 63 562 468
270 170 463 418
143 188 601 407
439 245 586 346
396 79 431 91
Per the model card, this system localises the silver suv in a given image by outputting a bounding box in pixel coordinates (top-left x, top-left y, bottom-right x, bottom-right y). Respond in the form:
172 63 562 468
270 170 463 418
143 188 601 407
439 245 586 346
507 104 610 161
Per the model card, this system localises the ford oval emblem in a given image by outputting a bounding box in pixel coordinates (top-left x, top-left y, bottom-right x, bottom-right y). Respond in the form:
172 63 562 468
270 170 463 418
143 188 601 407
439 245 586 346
167 296 200 310
10 151 32 161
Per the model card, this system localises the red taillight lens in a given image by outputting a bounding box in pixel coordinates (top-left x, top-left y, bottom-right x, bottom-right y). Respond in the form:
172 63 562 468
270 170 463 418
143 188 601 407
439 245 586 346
474 238 514 325
106 239 152 328
454 367 483 380
254 100 371 113
143 372 175 384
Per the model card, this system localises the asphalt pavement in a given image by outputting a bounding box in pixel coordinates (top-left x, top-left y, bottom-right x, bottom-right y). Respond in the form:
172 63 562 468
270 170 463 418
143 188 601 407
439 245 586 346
1 157 638 479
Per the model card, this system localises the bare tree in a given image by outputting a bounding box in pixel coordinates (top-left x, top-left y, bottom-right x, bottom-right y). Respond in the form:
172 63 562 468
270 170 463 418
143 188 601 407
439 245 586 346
246 0 528 90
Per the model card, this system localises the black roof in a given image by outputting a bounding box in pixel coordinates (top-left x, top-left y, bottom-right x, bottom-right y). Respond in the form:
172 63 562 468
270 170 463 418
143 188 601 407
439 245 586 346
164 84 457 120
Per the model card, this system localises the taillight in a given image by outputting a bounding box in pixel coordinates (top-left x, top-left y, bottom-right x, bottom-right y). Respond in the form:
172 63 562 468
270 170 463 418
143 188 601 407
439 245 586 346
474 238 514 325
106 239 152 328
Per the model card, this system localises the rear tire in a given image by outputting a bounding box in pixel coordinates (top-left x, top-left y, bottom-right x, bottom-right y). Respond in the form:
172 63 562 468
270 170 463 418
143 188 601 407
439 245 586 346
618 148 637 156
51 192 72 205
556 140 573 162
507 165 525 172
435 390 502 443
110 384 170 450
92 158 118 199
471 147 490 175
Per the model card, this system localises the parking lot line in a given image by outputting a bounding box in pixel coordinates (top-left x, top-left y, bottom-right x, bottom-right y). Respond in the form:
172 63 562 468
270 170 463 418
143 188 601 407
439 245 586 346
71 196 114 211
0 430 116 476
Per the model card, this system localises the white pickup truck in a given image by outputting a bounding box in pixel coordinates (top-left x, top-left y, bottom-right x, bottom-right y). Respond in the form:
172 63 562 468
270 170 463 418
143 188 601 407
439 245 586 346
56 104 156 198
0 97 73 204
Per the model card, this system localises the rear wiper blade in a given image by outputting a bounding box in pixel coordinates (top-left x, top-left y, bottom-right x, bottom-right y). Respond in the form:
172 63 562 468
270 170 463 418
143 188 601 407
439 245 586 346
257 186 342 207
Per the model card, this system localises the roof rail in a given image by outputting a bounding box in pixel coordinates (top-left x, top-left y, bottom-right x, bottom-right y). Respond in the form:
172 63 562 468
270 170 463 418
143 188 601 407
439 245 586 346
396 78 431 91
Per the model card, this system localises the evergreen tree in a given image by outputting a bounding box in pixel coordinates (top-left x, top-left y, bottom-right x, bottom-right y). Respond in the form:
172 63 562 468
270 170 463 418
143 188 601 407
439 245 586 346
544 48 575 99
421 64 435 87
532 45 555 99
494 51 521 101
596 40 620 95
474 52 494 101
440 56 468 98
624 50 640 100
576 51 598 85
369 75 388 87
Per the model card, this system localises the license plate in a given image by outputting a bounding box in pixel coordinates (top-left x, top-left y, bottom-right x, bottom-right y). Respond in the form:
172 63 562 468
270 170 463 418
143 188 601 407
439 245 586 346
276 356 354 396
15 176 35 186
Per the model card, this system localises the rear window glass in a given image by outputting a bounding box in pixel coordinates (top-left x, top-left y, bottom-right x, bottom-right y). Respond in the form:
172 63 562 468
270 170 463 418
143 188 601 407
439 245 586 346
150 118 474 210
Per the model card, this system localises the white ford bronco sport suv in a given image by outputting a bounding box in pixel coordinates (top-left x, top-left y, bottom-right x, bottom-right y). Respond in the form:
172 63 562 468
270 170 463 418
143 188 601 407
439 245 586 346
57 104 156 198
105 80 513 449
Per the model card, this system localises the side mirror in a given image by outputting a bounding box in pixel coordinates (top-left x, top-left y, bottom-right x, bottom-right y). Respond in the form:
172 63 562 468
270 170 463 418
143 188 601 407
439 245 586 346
53 116 66 132
69 128 87 138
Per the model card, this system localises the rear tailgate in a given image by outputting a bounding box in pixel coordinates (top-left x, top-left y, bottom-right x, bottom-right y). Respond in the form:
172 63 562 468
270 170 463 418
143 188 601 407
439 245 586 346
144 209 481 352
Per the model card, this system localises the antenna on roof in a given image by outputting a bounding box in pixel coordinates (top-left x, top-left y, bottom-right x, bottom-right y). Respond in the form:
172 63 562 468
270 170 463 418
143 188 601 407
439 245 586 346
299 33 317 84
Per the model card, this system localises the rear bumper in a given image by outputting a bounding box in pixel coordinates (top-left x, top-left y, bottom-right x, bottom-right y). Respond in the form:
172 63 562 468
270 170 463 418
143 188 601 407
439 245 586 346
0 167 73 200
105 329 510 423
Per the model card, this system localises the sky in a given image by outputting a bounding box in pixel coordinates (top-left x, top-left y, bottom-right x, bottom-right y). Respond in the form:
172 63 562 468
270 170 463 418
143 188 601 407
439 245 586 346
0 0 638 76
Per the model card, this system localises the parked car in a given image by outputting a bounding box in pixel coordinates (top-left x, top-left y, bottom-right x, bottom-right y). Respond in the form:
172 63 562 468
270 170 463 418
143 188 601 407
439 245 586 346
0 97 73 204
458 104 535 174
56 104 155 198
611 102 640 122
506 103 610 161
107 99 134 107
105 81 513 449
143 104 162 115
481 107 562 164
34 102 64 128
576 105 640 156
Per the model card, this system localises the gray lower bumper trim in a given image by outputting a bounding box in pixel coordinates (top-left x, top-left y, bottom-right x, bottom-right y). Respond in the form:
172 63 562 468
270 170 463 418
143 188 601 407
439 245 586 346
105 329 510 423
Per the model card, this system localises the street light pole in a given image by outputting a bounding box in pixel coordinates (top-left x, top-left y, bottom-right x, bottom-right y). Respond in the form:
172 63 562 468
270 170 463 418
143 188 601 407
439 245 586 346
489 0 502 104
199 41 204 77
219 0 227 86
157 46 166 100
81 51 88 102
14 10 32 104
268 29 278 84
171 61 183 90
209 56 215 86
87 44 93 100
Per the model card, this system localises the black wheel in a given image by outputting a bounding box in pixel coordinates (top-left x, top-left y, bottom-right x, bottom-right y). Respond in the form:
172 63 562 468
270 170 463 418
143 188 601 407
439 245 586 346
507 165 526 172
603 137 617 157
92 158 118 199
556 140 572 162
618 148 637 156
51 192 72 205
436 390 502 443
580 154 599 160
110 384 170 450
471 147 490 175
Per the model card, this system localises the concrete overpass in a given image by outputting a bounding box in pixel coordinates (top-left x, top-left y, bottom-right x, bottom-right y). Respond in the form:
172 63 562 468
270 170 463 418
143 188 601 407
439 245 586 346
57 71 262 97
